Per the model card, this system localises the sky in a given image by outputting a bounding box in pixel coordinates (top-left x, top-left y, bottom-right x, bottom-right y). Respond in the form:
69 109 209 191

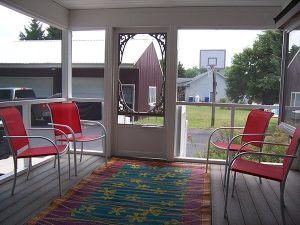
1 4 299 69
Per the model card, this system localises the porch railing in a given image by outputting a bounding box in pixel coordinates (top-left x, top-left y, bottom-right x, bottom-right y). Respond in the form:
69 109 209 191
174 102 282 164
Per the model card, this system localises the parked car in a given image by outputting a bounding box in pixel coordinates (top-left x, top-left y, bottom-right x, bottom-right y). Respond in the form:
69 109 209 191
0 87 44 124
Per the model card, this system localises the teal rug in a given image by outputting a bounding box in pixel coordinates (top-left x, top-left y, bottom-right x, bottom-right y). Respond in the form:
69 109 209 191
28 158 210 225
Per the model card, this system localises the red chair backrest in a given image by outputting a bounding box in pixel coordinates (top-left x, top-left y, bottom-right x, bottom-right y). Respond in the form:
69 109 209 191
283 125 300 175
241 109 273 147
48 102 82 136
0 107 29 152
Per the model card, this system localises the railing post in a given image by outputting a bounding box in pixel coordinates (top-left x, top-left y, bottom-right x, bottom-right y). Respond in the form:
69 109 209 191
22 104 31 168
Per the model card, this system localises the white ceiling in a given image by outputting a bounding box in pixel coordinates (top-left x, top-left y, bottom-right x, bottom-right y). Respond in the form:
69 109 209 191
52 0 289 10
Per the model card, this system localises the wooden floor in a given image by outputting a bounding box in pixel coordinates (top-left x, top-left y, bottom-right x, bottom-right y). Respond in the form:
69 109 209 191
211 164 300 225
0 158 299 225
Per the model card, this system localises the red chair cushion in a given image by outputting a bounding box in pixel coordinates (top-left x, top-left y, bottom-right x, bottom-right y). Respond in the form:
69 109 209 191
212 141 257 152
232 158 283 182
16 144 68 158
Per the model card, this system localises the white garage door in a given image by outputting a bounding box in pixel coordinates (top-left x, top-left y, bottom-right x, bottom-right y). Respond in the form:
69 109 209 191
73 77 104 98
0 77 53 98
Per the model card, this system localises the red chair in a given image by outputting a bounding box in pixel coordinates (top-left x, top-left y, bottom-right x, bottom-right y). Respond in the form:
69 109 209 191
224 125 300 225
206 109 273 180
0 107 69 196
47 102 107 176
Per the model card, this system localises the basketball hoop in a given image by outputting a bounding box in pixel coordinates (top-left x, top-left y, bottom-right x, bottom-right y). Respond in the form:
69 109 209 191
207 64 216 71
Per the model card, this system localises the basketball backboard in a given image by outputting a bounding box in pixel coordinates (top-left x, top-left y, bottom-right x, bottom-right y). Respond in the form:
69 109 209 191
200 50 226 69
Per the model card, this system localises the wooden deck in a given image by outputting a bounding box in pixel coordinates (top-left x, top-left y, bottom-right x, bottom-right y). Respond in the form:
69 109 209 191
0 158 299 225
211 164 300 225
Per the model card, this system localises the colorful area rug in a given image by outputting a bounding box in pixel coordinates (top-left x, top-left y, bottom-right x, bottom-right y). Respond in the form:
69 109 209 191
28 158 211 225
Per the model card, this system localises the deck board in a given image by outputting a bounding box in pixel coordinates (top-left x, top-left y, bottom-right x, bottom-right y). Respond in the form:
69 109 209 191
243 174 279 225
0 161 299 225
212 164 300 225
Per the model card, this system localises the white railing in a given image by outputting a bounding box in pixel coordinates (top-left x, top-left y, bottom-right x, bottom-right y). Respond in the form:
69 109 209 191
174 102 281 164
177 101 278 128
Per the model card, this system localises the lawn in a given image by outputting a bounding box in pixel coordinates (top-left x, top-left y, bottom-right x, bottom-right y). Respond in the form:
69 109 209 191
137 105 278 133
186 105 278 133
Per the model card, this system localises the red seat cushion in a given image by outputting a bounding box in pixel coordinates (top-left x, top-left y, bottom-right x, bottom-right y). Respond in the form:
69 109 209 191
232 158 283 182
212 141 257 152
57 135 101 142
17 144 67 158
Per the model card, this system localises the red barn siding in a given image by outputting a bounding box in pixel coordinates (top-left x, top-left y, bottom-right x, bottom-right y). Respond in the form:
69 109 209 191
119 68 139 111
283 52 300 119
134 43 163 112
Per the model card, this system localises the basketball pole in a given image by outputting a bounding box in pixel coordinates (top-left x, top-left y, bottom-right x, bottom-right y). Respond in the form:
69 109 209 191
209 65 216 127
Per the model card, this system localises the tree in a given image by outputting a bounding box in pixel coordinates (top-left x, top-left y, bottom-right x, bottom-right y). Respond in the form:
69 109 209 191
177 61 186 77
45 26 62 40
185 66 201 78
288 44 300 64
19 19 45 40
225 30 282 105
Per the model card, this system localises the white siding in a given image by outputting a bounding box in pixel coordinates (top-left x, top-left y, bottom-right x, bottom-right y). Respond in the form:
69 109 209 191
72 77 104 98
185 73 226 102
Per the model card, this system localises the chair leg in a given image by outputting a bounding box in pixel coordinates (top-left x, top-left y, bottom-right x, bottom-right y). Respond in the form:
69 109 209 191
68 145 71 179
206 142 211 173
231 172 236 197
80 142 83 162
103 135 107 167
57 154 62 196
224 165 231 218
280 183 286 225
224 151 230 187
26 158 32 180
258 155 262 184
53 155 57 168
73 141 77 176
12 158 17 196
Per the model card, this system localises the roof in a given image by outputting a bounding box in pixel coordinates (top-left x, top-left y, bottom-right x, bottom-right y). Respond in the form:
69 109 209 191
177 78 193 87
53 0 286 9
177 71 225 87
0 39 152 64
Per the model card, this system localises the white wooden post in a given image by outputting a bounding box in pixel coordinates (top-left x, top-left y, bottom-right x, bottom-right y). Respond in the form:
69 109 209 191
104 26 114 157
165 25 177 161
22 104 31 168
61 30 72 99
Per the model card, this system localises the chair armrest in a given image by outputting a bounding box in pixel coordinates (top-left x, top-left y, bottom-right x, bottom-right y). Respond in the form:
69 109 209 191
48 123 77 142
26 127 70 144
231 151 295 164
80 120 107 137
209 127 244 143
3 134 69 155
238 140 289 152
227 133 270 150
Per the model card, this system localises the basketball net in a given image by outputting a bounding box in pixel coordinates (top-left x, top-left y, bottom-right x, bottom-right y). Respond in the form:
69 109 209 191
207 64 216 72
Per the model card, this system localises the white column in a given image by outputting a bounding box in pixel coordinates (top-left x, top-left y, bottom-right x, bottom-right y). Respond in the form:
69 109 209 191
165 26 178 161
104 26 114 156
61 30 72 98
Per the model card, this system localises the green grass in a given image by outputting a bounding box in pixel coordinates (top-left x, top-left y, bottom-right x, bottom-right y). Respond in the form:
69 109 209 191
186 106 250 129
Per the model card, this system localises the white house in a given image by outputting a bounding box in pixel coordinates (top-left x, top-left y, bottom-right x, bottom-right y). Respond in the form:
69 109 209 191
177 71 226 102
